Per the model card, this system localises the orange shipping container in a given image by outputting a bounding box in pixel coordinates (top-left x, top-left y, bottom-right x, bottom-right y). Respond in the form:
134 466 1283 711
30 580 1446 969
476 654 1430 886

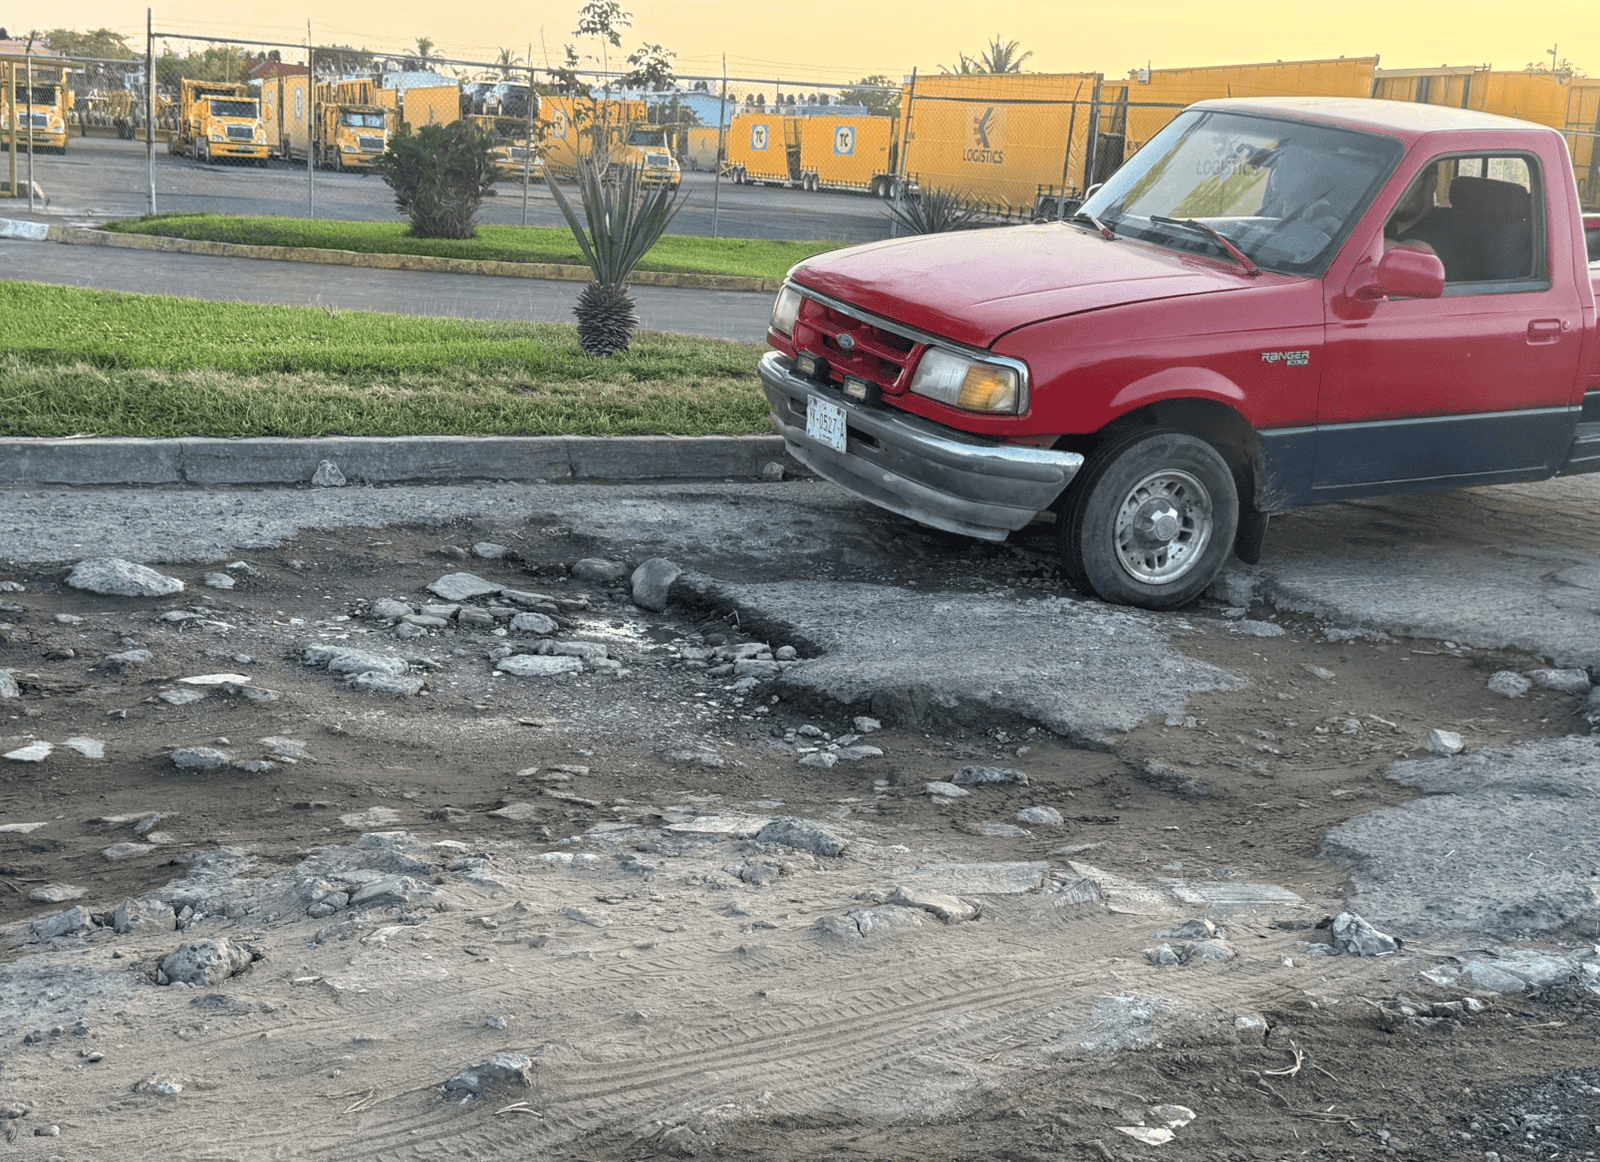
399 84 459 132
726 111 795 184
796 114 894 193
900 72 1103 216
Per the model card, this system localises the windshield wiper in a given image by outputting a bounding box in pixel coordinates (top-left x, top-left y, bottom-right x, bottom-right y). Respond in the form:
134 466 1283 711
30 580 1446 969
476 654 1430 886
1150 215 1260 276
1069 210 1115 240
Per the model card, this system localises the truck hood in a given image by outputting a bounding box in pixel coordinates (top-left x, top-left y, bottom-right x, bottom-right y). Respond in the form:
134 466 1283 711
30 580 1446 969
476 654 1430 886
791 222 1266 349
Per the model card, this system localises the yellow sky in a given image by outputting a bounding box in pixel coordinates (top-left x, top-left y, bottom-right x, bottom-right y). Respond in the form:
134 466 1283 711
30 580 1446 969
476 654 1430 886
6 0 1593 87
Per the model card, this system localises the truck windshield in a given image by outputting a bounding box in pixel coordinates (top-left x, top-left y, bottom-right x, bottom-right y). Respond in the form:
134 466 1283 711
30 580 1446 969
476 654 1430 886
209 99 257 118
1080 109 1401 277
341 111 386 128
627 129 666 147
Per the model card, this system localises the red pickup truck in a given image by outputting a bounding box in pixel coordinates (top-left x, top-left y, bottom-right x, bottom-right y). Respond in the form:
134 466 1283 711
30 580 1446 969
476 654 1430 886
760 97 1600 608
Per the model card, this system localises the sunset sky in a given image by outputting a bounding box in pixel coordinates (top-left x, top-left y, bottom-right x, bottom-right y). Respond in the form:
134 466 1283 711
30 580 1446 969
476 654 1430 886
5 0 1592 88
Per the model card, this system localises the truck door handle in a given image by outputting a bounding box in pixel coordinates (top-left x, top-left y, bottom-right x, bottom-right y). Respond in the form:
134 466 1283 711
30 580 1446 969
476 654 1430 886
1527 318 1565 343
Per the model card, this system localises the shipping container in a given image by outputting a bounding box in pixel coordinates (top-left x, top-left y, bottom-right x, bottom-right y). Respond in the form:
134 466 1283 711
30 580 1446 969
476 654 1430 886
1567 79 1600 207
1111 56 1380 157
399 83 460 133
540 95 647 177
1375 65 1600 208
725 111 794 184
683 124 721 171
796 114 894 193
899 72 1103 217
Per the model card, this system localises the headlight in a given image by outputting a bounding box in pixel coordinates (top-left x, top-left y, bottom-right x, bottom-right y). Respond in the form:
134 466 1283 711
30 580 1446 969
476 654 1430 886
770 285 802 338
910 348 1022 413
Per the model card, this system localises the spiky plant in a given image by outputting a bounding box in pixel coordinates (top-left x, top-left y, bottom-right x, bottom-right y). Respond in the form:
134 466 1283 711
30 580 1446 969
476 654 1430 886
886 186 988 234
545 158 684 356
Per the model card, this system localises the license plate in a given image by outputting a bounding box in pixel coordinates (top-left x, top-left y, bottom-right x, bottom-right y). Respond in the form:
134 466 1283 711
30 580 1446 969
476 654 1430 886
805 394 848 453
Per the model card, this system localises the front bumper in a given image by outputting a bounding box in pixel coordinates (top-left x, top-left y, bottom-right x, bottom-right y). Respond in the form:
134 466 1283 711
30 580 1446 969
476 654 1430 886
759 350 1083 541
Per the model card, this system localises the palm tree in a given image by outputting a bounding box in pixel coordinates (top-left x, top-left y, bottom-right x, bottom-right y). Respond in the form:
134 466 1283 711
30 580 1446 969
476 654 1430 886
414 36 435 65
943 35 1032 75
495 47 520 79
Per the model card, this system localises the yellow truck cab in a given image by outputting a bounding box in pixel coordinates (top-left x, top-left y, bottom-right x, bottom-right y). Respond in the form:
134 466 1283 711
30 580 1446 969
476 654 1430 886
466 114 544 182
615 123 681 187
0 61 73 153
170 78 268 165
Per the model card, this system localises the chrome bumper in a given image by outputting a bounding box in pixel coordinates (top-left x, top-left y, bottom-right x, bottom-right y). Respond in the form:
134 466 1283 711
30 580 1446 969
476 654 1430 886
759 351 1083 541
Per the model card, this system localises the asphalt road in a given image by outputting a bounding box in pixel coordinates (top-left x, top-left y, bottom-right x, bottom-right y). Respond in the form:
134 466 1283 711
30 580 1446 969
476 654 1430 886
0 231 777 342
22 134 898 245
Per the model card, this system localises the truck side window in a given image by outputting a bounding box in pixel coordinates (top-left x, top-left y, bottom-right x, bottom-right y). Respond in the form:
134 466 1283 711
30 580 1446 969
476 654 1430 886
1389 155 1542 289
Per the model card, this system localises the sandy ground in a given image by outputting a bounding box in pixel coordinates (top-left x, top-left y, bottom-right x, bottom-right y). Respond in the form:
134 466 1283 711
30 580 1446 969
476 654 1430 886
3 512 1598 1161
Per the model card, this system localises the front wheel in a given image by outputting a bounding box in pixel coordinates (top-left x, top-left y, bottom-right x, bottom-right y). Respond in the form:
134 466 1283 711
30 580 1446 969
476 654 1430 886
1060 428 1238 610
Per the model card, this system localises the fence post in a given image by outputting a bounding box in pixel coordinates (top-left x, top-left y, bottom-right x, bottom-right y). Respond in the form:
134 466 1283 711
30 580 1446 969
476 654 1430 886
145 8 155 214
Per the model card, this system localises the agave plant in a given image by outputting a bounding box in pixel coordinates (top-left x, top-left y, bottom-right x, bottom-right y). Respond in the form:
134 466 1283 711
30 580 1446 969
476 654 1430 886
545 158 684 356
886 186 988 235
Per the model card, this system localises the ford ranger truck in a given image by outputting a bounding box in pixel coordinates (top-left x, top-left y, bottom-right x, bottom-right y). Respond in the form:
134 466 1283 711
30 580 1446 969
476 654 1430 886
761 96 1600 609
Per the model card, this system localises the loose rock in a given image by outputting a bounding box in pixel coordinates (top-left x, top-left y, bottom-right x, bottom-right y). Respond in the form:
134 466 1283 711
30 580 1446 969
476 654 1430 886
442 1054 534 1097
157 938 260 986
631 558 683 612
65 558 184 597
1486 671 1533 698
756 817 848 857
428 573 500 602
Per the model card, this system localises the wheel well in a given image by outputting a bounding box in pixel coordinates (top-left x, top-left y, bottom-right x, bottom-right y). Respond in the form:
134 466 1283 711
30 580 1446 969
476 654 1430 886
1056 400 1263 507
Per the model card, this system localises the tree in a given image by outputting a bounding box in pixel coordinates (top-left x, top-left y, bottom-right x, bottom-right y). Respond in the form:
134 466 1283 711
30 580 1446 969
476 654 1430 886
544 44 585 95
839 74 900 119
544 156 682 355
43 28 136 60
414 36 435 63
575 0 631 52
373 120 498 239
155 44 250 84
622 42 674 91
495 47 521 79
943 35 1032 75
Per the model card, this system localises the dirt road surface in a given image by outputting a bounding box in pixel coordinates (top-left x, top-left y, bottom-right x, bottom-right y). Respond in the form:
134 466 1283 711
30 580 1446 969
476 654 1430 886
3 478 1599 1161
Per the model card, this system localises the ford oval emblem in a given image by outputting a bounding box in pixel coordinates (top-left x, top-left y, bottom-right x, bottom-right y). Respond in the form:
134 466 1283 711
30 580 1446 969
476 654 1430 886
835 332 856 351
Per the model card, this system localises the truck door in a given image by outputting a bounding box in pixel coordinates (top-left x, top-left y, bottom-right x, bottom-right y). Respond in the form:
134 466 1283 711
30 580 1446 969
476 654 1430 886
1315 150 1584 497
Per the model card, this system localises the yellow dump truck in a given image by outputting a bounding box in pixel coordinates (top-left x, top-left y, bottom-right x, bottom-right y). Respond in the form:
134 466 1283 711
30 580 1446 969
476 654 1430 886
0 59 74 153
466 113 544 182
259 74 392 171
613 122 681 187
169 78 268 165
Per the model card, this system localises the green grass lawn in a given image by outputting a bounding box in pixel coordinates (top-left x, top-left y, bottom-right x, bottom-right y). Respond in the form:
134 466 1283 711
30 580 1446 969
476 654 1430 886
103 214 845 280
0 282 773 438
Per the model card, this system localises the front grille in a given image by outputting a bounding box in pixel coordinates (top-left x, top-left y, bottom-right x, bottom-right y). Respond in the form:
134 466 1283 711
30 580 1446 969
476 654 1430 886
358 135 383 151
225 125 252 141
792 295 919 394
27 112 47 127
645 152 670 167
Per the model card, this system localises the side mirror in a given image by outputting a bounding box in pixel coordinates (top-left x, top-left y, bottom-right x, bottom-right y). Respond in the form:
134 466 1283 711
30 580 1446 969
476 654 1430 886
1351 243 1445 302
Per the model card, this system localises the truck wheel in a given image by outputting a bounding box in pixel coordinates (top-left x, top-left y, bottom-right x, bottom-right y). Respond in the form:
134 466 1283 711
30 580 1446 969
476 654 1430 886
1060 428 1238 610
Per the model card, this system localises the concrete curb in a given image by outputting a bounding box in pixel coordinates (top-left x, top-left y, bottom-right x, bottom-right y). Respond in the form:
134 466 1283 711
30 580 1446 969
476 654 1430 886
0 434 793 488
45 224 783 294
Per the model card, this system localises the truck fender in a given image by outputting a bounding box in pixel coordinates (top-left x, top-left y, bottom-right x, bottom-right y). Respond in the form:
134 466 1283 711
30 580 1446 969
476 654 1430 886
1104 365 1249 417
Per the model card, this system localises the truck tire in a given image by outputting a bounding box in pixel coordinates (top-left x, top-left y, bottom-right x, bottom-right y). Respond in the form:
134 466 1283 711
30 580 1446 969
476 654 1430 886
1060 428 1238 610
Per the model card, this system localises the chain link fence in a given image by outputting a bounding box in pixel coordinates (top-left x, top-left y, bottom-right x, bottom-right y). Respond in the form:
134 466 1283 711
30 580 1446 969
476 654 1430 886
5 33 1598 224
